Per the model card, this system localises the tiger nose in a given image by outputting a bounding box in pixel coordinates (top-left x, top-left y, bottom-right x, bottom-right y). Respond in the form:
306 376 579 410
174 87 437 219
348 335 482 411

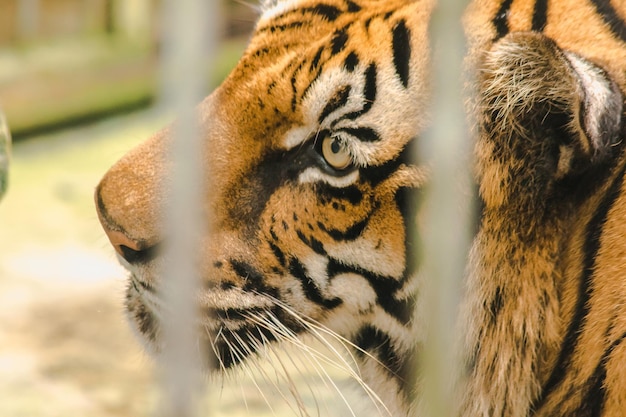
95 186 161 264
103 226 160 264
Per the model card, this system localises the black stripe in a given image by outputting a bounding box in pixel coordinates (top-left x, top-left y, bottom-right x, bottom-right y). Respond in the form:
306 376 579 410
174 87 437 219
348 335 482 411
396 185 421 282
251 46 271 58
493 0 514 39
134 302 157 342
354 325 394 360
309 235 327 255
269 224 279 241
360 62 377 113
391 19 411 88
259 20 307 34
296 229 310 246
288 258 342 308
353 323 418 402
300 66 324 103
532 0 548 32
362 138 415 186
327 258 411 324
489 286 505 321
590 0 626 43
331 29 349 54
583 332 626 416
268 241 286 266
338 126 381 142
317 216 369 241
344 51 359 72
317 183 363 204
539 163 626 403
345 0 361 12
334 63 377 124
268 5 342 24
354 325 400 373
310 45 325 70
303 4 342 21
290 70 299 111
318 85 351 124
230 260 280 298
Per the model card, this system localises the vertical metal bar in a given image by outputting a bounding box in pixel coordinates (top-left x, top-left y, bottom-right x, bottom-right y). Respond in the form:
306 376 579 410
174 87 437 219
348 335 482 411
158 1 219 416
418 1 470 416
0 110 11 201
114 0 152 45
17 0 38 41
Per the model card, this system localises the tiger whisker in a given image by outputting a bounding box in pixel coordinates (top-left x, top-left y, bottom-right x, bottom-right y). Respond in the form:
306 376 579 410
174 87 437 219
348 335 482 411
224 330 280 416
264 294 381 369
242 311 334 416
260 296 392 416
239 329 310 417
248 311 330 416
244 307 389 416
234 329 304 416
274 339 327 417
211 326 229 375
252 328 313 417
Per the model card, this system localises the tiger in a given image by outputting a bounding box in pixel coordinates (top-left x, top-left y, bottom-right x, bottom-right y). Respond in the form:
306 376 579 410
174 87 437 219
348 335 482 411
95 1 433 415
460 0 626 416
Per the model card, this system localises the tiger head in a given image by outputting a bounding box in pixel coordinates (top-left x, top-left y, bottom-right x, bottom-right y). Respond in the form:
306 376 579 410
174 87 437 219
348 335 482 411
95 0 432 413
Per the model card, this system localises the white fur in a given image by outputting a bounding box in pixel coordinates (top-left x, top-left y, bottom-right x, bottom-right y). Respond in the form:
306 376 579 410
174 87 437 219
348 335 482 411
281 51 426 168
328 273 378 313
259 0 306 23
564 51 622 151
327 237 404 279
298 166 360 187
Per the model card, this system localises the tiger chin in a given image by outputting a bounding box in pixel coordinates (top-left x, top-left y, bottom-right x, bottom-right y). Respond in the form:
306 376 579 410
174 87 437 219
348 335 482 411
461 1 626 416
96 0 433 416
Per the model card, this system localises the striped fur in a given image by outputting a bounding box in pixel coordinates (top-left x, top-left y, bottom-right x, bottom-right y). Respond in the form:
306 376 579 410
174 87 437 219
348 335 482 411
461 1 626 416
96 1 432 415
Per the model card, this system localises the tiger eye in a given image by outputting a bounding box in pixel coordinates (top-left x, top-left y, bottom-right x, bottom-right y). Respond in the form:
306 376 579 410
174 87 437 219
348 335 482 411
321 136 352 170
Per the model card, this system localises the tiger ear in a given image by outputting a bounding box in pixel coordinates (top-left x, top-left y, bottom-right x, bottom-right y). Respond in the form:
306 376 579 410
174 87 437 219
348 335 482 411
479 33 623 183
565 52 623 163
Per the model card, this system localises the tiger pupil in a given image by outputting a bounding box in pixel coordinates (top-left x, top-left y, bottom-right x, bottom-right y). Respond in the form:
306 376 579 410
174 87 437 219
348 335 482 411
331 139 341 153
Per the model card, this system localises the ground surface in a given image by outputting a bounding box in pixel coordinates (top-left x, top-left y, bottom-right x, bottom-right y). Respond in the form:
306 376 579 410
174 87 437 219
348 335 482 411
0 110 371 417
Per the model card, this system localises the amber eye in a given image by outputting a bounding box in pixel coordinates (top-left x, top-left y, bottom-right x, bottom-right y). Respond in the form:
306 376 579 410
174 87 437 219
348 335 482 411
321 136 352 170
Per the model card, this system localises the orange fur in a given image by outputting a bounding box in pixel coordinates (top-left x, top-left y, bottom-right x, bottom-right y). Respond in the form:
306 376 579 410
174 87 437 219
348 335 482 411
96 1 432 415
462 1 626 415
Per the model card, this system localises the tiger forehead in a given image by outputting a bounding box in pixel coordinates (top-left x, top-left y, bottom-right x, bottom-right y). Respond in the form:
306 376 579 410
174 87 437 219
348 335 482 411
219 0 426 147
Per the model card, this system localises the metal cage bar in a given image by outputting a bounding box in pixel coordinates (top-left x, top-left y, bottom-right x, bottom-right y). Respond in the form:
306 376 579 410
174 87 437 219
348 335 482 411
418 0 471 416
157 1 219 416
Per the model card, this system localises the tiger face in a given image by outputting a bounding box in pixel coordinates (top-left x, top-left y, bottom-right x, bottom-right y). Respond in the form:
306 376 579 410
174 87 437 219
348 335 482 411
96 0 432 414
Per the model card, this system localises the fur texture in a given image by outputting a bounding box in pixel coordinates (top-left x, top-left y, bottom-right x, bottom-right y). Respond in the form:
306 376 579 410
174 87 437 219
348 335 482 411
96 1 432 415
95 0 626 415
461 1 626 415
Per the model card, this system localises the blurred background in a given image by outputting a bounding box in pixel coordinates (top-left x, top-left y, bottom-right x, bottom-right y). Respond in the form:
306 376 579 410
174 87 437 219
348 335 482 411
0 1 363 416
